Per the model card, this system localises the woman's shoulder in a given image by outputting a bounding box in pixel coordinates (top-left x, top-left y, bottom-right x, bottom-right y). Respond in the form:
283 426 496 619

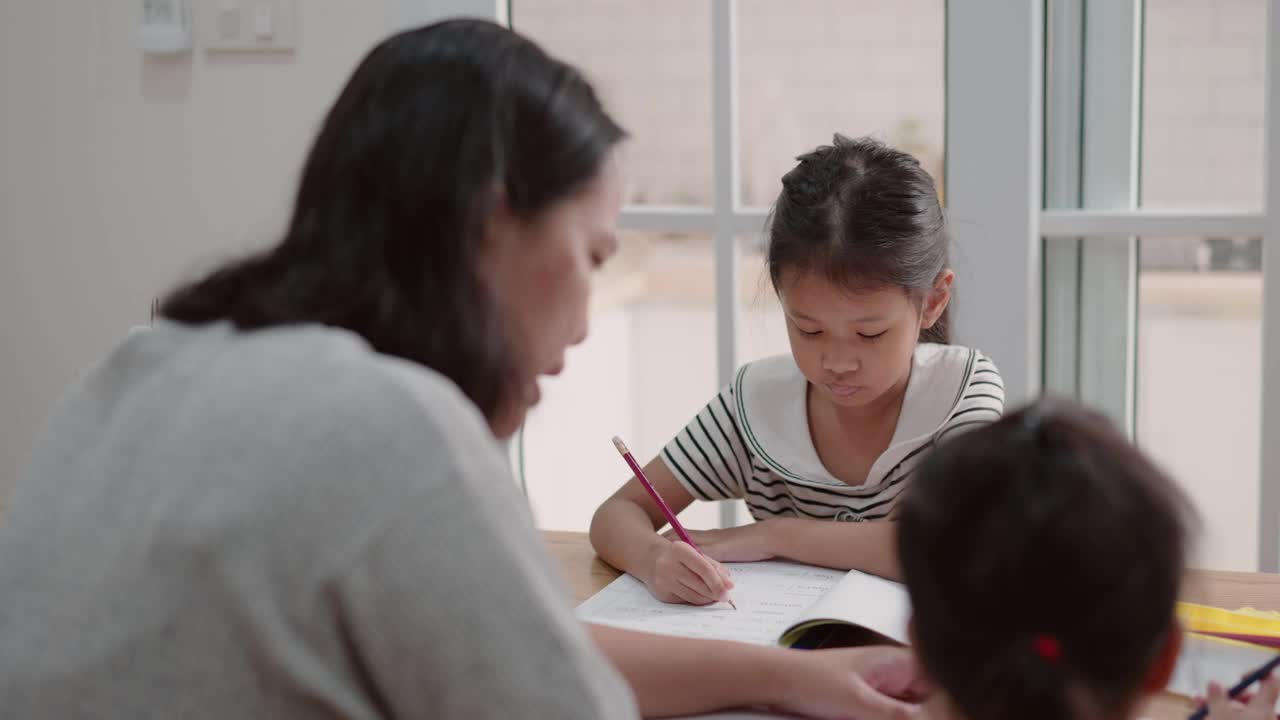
224 325 515 530
178 321 500 470
292 326 495 448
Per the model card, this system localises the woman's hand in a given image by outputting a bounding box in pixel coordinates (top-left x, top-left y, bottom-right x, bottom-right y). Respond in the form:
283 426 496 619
771 645 928 720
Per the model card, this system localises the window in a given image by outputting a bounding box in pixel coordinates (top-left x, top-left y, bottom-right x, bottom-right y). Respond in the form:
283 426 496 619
1137 244 1262 569
737 234 789 365
736 0 945 207
521 232 724 531
1038 0 1278 570
1134 9 1266 564
514 0 712 206
506 0 1280 569
1142 0 1266 210
514 0 944 531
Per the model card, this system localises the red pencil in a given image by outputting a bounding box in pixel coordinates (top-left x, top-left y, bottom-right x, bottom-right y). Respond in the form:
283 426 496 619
611 436 737 610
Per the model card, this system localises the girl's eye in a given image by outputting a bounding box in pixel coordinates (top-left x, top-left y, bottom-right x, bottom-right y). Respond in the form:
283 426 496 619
859 330 888 340
797 328 822 337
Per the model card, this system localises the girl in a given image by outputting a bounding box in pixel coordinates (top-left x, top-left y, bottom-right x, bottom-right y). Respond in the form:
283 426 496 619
898 400 1278 720
591 134 1004 605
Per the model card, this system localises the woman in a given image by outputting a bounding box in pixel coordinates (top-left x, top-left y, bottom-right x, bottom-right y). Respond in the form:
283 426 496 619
0 20 921 719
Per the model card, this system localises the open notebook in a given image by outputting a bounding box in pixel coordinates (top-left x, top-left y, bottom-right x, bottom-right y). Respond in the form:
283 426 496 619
575 560 910 648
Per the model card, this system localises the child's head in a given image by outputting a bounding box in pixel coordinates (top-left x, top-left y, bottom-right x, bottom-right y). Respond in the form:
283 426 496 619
767 135 952 410
898 400 1195 720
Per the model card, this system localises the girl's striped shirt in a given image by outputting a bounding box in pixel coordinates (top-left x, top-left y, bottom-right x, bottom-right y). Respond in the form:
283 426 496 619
660 344 1005 522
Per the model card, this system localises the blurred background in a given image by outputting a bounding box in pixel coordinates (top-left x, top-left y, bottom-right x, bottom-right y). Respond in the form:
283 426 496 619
0 0 1273 570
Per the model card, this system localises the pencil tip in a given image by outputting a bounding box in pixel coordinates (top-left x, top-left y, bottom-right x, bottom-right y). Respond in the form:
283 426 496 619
611 436 628 455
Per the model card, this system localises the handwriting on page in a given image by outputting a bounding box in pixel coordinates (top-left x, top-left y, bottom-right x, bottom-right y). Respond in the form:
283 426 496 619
576 561 844 646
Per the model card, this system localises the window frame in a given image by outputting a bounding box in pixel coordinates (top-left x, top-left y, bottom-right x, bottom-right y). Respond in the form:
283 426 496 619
1039 0 1280 570
425 0 1280 568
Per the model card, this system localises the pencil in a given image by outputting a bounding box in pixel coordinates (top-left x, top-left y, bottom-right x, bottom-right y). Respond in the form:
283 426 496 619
611 435 737 610
1188 652 1280 720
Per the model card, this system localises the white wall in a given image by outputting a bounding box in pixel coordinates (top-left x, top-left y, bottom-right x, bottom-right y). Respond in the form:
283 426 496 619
0 2 393 497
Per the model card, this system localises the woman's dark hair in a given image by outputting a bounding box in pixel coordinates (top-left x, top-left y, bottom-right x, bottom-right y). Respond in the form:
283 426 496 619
161 20 625 422
767 134 951 343
898 400 1195 720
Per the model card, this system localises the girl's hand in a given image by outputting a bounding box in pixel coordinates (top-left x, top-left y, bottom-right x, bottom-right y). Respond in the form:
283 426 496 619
1199 675 1280 719
642 538 735 605
662 521 778 563
772 645 927 720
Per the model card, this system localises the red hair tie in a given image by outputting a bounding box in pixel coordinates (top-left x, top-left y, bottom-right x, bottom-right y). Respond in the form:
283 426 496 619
1033 634 1062 664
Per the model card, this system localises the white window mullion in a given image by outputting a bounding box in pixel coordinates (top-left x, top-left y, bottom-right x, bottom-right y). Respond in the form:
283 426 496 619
711 0 739 529
619 207 716 232
946 0 1044 404
1075 0 1142 433
1041 209 1266 238
618 207 768 235
1043 0 1142 434
1043 0 1085 400
1259 0 1280 572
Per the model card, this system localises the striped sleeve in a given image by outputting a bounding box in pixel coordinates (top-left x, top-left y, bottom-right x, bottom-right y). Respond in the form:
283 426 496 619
936 351 1006 442
659 385 752 502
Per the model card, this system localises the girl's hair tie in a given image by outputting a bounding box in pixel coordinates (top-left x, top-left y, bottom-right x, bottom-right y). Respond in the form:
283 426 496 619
1033 633 1063 664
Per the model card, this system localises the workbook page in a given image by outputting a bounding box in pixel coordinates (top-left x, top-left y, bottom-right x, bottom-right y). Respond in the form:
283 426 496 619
780 570 912 646
576 561 844 646
1169 633 1280 711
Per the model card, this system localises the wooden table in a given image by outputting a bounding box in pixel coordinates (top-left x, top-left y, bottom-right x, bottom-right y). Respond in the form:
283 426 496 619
545 530 1280 720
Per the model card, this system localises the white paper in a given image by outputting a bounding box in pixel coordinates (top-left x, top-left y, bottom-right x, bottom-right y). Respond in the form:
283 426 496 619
1168 633 1280 711
575 561 844 646
787 569 912 645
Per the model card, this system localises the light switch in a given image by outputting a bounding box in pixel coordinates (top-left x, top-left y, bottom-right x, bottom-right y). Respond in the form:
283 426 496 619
200 0 296 52
252 5 273 39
